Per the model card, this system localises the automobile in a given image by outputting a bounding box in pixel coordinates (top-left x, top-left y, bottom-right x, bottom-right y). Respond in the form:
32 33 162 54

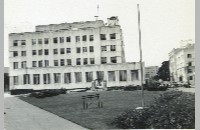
170 82 179 88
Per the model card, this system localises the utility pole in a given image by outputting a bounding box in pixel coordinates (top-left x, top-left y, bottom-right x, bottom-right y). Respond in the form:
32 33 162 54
137 4 144 108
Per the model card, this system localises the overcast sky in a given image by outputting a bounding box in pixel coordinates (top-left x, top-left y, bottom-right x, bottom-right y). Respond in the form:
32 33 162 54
4 0 195 67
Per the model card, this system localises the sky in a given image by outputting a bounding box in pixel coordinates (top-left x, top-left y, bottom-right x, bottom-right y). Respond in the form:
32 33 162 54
4 0 195 67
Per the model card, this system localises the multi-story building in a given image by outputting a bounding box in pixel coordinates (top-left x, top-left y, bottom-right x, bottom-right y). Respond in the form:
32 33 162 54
9 16 144 90
145 66 159 81
169 43 195 86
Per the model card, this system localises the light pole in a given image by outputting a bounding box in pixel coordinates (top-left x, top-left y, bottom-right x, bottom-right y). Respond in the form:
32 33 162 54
137 4 145 108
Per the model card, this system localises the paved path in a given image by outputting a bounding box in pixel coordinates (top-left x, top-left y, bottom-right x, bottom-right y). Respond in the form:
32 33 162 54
4 94 89 130
169 87 195 93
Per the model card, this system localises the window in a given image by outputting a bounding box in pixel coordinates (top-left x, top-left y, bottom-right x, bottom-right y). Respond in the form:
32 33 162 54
86 72 93 82
60 59 65 66
32 39 36 45
188 62 192 66
54 49 58 54
110 33 116 39
89 35 94 41
75 72 82 83
189 76 193 80
13 76 19 85
32 61 37 67
101 57 107 64
188 68 193 73
33 74 40 85
38 39 42 44
44 49 49 55
90 58 95 64
60 48 65 54
67 59 72 65
53 37 58 43
111 57 117 63
66 48 71 53
21 51 26 56
131 70 139 81
13 40 18 46
82 35 87 41
64 73 71 84
13 51 18 57
21 40 26 45
108 71 115 81
110 45 116 51
21 61 26 68
44 38 49 44
32 50 37 55
66 36 71 42
100 34 106 40
89 46 94 52
54 73 61 83
38 49 43 55
43 73 51 84
38 60 43 67
60 37 64 43
96 71 104 82
13 62 18 69
76 58 81 65
76 47 81 53
83 58 88 65
76 36 80 42
54 60 59 66
83 47 87 52
23 74 30 84
119 70 127 81
44 60 49 67
187 54 192 58
101 46 107 51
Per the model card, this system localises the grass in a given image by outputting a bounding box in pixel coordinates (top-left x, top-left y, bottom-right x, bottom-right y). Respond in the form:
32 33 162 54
19 90 166 129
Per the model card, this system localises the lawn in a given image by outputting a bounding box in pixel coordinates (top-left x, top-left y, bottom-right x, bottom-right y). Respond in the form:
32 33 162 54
19 90 166 129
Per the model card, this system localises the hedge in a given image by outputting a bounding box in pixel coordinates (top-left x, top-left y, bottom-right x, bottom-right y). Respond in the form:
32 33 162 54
112 91 195 129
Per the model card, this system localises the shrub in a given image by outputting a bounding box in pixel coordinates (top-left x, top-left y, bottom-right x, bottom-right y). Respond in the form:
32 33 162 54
10 89 34 95
112 91 195 129
147 79 168 91
124 85 137 91
30 89 66 98
107 86 124 91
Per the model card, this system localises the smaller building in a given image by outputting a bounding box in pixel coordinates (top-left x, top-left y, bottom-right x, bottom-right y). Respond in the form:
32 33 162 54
145 66 159 83
169 43 195 86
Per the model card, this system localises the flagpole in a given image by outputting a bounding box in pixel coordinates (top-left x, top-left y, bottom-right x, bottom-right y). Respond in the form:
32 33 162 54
137 4 144 108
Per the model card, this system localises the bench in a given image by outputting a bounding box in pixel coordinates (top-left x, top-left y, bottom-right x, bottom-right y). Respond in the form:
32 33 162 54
82 94 103 109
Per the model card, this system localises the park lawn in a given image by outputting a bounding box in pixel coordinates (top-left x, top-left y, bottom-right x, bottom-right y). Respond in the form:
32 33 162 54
19 90 166 129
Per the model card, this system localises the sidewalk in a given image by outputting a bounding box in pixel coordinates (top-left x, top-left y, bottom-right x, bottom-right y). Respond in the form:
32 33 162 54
169 87 195 93
4 94 89 130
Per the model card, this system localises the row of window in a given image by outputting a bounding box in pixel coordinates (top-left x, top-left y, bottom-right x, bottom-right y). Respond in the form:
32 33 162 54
12 45 116 57
13 57 118 69
12 46 95 57
12 33 117 46
13 70 139 85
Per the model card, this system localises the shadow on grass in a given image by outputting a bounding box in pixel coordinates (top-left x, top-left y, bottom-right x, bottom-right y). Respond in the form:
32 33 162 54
19 90 166 129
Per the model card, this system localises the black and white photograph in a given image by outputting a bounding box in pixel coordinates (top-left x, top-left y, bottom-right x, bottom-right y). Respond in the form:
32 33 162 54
4 0 195 129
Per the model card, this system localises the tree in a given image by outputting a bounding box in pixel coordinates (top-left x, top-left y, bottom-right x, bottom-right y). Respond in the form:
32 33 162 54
4 73 9 91
157 61 170 81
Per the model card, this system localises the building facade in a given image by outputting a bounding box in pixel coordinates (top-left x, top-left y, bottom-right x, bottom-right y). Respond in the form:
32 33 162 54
169 43 195 86
9 16 144 90
145 66 159 81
